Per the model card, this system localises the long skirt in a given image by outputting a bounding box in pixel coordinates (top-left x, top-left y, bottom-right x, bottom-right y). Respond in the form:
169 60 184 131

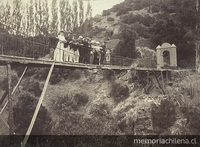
54 42 64 62
74 49 80 63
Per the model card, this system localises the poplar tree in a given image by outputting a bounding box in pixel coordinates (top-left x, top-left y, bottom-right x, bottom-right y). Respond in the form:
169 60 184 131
41 0 49 36
4 1 11 28
84 1 93 36
51 0 58 31
59 0 68 31
78 0 84 34
72 0 78 33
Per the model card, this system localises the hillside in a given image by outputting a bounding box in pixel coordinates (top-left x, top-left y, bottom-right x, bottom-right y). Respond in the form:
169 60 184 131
0 0 200 145
91 0 196 67
1 66 200 137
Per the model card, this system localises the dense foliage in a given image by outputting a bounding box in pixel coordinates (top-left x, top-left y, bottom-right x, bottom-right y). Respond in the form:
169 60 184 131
151 98 176 134
181 104 200 134
110 82 129 103
13 92 53 135
110 0 197 66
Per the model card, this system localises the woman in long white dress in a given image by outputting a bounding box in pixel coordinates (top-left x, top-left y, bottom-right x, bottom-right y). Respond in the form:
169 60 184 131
54 30 67 62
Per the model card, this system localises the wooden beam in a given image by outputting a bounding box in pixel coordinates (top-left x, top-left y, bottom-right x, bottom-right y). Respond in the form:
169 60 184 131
161 71 165 90
0 91 8 105
21 62 55 147
153 70 166 95
7 63 14 135
0 66 28 114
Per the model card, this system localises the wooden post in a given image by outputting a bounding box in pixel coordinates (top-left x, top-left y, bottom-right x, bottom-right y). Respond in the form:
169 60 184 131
153 70 165 95
166 71 168 83
21 63 55 147
161 71 165 90
7 63 14 146
196 0 200 72
146 71 149 86
7 63 14 135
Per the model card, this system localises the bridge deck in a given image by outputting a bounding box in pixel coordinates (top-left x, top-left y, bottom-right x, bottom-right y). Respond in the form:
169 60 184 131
0 55 190 72
0 55 132 70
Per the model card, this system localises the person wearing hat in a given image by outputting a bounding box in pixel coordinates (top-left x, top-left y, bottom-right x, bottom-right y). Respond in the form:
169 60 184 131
54 30 67 62
100 41 107 64
63 31 73 62
48 28 58 60
95 42 103 65
77 36 84 63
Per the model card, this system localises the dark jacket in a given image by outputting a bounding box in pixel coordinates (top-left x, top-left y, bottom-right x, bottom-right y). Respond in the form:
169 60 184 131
48 35 58 49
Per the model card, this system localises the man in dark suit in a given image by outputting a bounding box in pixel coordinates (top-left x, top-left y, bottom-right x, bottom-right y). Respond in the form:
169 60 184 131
48 28 58 60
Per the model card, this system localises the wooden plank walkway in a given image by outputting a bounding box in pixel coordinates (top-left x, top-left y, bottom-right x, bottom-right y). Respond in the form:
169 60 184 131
0 55 131 70
0 55 191 72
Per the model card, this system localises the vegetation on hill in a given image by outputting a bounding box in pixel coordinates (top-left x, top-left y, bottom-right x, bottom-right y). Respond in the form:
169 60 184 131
99 0 197 66
13 92 53 135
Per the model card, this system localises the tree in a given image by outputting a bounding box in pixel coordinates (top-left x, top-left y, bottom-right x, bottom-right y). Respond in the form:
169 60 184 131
13 92 53 135
150 17 195 66
51 0 58 31
59 0 65 30
72 0 78 33
114 25 137 58
28 0 34 36
40 0 49 36
83 1 93 36
151 98 176 134
78 0 84 33
4 1 11 26
181 105 200 134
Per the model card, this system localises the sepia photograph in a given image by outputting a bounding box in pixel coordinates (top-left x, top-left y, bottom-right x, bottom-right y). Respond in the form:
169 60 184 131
0 0 200 146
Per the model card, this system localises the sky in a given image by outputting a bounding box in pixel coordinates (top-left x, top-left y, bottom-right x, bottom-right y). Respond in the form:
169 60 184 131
1 0 125 16
85 0 124 16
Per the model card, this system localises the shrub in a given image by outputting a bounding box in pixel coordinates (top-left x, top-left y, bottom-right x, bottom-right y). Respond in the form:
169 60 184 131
34 68 49 80
102 10 111 16
53 92 89 113
103 70 114 81
12 66 26 77
91 26 106 36
53 94 74 113
1 75 18 91
107 17 115 22
116 8 128 16
181 105 200 134
151 98 176 134
50 73 62 85
22 79 42 97
92 17 102 23
25 68 37 77
110 82 129 103
74 92 89 106
13 92 53 135
49 68 68 84
68 69 81 81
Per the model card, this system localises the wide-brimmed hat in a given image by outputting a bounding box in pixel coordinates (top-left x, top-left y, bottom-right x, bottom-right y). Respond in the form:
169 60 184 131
91 40 96 44
59 30 65 33
67 30 72 34
96 41 100 45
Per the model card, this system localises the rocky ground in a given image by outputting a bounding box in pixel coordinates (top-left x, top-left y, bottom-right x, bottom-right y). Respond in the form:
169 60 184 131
0 66 200 135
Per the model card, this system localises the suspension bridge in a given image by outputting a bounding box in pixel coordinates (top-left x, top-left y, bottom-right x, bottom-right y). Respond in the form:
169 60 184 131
0 22 190 147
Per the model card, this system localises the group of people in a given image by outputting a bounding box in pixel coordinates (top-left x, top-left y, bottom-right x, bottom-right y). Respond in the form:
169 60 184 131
48 29 111 65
